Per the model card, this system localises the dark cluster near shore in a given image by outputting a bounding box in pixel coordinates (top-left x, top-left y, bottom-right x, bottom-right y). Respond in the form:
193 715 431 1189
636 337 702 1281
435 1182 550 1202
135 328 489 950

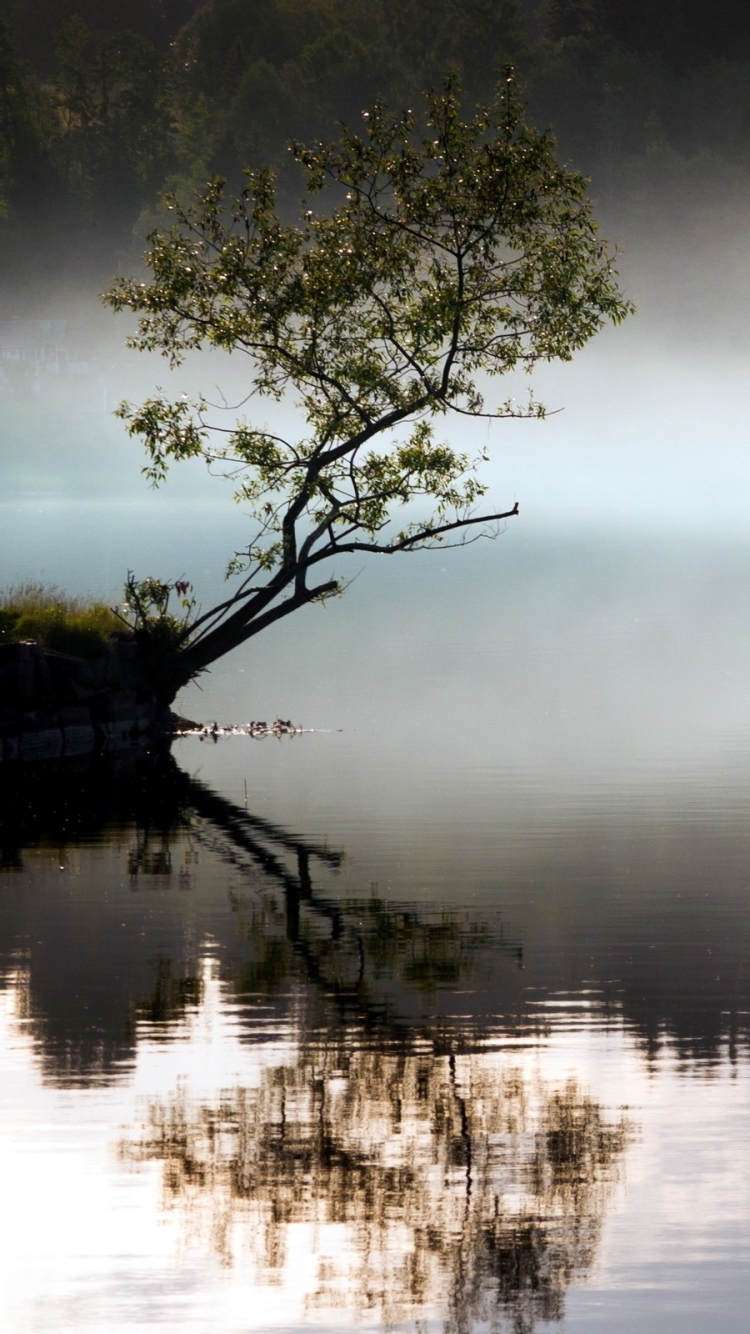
0 636 308 763
0 637 165 763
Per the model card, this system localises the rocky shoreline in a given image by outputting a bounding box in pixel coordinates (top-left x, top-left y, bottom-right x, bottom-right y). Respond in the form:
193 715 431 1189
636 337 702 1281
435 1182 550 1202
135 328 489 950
0 638 171 764
0 640 308 764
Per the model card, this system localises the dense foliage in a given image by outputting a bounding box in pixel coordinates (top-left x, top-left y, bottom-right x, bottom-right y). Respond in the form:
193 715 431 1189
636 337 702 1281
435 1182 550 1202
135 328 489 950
105 76 630 685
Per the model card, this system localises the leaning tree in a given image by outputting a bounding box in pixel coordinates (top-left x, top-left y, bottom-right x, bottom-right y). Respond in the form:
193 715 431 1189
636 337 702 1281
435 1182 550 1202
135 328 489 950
105 73 631 701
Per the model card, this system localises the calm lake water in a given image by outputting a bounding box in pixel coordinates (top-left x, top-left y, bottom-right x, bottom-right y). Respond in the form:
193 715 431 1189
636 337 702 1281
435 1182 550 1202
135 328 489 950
3 532 750 1332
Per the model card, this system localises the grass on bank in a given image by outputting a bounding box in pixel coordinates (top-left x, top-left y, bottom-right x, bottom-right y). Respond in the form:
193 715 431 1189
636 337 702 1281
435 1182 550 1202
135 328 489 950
0 584 126 658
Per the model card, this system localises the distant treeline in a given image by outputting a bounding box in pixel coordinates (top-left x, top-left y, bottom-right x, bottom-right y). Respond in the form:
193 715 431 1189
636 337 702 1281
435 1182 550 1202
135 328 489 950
3 0 750 291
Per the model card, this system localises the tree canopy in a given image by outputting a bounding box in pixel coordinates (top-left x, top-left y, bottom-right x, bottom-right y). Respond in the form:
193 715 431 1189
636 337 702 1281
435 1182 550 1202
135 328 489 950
105 75 631 695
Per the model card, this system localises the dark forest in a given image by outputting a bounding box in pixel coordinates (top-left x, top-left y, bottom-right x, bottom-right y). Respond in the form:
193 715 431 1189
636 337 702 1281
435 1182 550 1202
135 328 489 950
2 0 750 299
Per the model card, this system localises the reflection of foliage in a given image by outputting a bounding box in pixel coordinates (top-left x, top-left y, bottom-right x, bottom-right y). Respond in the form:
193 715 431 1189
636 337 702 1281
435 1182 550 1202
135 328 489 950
118 761 608 1334
127 838 173 877
184 775 522 1027
134 957 203 1028
230 892 518 1028
0 752 194 879
359 901 500 993
123 1042 630 1331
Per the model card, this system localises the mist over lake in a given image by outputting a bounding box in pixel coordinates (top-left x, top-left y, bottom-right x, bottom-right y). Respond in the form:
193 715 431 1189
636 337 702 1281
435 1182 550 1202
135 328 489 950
4 4 750 1330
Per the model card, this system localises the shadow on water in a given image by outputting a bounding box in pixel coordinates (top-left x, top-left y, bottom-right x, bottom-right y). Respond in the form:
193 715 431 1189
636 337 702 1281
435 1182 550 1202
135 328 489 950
0 753 633 1331
4 749 750 1082
0 752 531 1084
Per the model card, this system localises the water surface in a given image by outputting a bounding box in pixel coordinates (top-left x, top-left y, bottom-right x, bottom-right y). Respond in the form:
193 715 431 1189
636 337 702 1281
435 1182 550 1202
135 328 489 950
2 535 750 1332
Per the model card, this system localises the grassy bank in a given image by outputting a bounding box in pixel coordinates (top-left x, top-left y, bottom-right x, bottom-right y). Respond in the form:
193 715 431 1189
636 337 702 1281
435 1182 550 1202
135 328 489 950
0 585 126 658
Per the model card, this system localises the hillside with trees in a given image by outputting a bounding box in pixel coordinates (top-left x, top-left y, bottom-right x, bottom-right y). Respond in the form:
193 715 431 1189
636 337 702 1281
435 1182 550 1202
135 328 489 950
1 0 750 299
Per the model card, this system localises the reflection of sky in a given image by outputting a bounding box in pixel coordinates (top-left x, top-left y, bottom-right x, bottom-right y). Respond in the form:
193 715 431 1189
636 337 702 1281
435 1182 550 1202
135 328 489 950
1 958 750 1333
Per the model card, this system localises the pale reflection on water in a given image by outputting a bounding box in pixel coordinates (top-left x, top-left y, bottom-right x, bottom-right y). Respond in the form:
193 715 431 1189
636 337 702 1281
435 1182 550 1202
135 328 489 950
5 532 750 1329
122 965 631 1333
2 744 750 1332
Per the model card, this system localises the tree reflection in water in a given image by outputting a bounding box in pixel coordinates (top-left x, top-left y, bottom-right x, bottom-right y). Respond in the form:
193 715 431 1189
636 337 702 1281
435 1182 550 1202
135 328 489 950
121 770 630 1334
124 1043 629 1332
1 755 631 1328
